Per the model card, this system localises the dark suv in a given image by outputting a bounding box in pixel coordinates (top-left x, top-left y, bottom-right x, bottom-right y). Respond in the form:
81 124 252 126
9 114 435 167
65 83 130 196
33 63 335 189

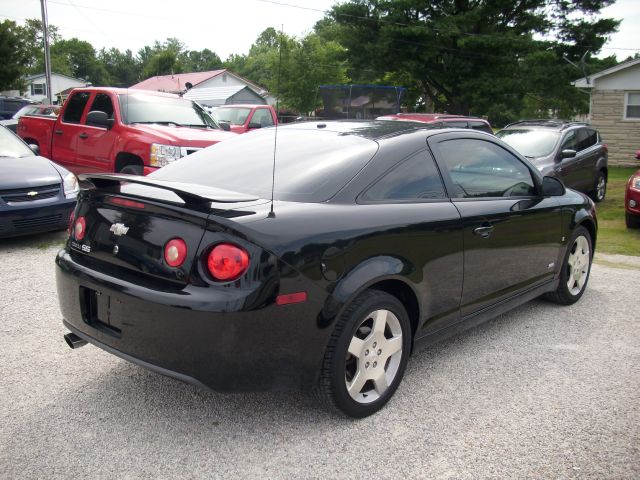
496 120 608 201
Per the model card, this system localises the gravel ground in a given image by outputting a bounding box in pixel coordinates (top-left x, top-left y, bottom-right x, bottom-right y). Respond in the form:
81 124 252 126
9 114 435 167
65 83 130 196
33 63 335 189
0 231 639 480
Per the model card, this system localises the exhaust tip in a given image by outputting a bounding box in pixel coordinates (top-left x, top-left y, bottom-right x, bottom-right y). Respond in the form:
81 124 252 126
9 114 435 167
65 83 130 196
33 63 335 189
64 332 87 349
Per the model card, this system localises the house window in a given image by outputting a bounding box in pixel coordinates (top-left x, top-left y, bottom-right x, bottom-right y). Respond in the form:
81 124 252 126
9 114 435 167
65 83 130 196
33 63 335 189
626 92 640 119
31 83 47 96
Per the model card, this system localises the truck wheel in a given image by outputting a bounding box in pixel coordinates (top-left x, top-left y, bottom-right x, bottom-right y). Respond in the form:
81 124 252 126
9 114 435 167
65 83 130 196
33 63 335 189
119 164 142 175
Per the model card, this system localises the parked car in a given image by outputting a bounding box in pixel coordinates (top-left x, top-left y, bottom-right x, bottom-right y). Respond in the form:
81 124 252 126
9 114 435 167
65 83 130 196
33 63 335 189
496 120 608 202
1 104 60 132
0 96 37 120
0 125 77 238
377 113 494 134
57 121 596 418
17 88 236 176
211 104 278 133
625 149 640 228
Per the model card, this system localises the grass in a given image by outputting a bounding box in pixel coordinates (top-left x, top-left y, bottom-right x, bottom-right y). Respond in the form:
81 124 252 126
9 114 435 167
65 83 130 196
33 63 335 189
595 167 640 256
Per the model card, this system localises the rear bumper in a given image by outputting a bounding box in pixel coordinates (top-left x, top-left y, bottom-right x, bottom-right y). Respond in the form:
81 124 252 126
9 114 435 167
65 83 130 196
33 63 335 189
55 249 330 392
0 199 75 238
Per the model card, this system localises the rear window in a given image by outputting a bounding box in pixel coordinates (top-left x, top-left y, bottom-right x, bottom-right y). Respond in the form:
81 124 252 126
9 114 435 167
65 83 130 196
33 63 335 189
150 128 378 202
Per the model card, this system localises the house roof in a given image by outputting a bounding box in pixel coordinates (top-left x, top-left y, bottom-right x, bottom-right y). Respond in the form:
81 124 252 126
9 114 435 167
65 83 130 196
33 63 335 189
573 58 640 88
25 72 86 83
130 69 268 95
183 85 262 104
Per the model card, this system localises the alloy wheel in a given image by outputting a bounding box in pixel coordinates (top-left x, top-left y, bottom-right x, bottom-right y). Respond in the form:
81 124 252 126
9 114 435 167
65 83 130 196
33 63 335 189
596 176 606 201
344 309 403 404
566 235 590 296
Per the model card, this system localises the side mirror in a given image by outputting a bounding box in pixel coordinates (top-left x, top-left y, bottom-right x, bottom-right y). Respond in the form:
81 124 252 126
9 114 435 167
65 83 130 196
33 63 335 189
248 122 261 129
29 144 39 155
542 176 566 197
218 121 231 131
86 110 114 129
561 149 576 159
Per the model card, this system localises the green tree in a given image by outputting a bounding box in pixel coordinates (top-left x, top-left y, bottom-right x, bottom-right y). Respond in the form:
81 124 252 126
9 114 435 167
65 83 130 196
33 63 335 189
0 20 31 89
98 48 141 87
322 0 620 124
46 38 110 85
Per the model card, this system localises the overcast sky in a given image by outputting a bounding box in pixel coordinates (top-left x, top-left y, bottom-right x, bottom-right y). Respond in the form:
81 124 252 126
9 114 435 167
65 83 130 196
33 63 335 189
2 0 639 61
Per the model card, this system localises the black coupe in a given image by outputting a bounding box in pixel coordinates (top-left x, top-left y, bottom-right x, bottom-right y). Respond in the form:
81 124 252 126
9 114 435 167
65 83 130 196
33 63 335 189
57 121 596 417
0 125 77 238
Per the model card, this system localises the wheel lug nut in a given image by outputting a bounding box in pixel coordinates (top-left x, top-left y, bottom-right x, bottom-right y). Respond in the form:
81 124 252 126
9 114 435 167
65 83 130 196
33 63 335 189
365 349 369 356
377 349 382 355
373 361 377 368
365 362 370 368
373 342 377 348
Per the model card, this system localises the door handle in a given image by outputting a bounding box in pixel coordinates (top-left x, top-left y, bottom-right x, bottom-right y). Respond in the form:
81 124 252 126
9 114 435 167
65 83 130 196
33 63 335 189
54 130 63 135
473 225 494 238
79 133 89 139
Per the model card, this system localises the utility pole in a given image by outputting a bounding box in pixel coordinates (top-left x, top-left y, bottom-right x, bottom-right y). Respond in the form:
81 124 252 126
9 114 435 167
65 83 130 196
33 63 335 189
40 0 53 104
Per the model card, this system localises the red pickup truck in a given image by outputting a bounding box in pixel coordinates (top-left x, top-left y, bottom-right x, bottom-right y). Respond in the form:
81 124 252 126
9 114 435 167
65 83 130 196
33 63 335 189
211 104 278 134
17 87 236 175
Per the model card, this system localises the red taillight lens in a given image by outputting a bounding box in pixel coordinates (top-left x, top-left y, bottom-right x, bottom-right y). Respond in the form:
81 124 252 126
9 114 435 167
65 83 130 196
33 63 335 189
68 211 75 235
164 238 187 267
74 216 86 241
206 243 250 281
106 197 146 209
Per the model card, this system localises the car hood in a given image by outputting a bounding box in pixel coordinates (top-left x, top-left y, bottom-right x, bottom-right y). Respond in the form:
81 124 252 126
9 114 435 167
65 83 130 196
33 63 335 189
0 155 62 189
130 124 237 146
526 154 556 175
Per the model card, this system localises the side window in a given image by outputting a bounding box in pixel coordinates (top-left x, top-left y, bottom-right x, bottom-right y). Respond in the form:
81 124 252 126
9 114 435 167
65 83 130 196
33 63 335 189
560 130 577 151
62 92 91 124
436 139 536 198
469 120 493 134
251 109 274 127
362 151 446 202
580 128 598 150
87 93 114 120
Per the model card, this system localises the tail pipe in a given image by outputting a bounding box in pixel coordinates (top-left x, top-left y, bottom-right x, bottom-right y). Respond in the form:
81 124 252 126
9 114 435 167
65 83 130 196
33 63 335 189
64 332 87 349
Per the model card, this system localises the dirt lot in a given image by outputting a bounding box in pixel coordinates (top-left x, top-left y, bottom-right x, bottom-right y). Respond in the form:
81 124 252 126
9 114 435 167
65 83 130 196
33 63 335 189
1 231 639 479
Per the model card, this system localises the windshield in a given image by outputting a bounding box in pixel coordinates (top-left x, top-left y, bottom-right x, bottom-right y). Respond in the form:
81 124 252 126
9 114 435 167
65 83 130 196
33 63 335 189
0 127 34 158
212 107 251 126
150 127 378 202
118 94 220 129
496 129 559 158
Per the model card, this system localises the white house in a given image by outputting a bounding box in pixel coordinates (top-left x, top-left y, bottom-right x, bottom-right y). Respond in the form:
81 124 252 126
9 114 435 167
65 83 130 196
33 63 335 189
130 69 274 106
0 73 88 104
573 58 640 166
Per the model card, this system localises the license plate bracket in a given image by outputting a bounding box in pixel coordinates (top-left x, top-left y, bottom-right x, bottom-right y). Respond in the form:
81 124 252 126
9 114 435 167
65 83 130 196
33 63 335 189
79 287 122 338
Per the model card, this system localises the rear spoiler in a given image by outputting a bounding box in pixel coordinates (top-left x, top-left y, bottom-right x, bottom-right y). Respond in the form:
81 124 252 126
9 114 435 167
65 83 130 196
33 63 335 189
79 174 259 209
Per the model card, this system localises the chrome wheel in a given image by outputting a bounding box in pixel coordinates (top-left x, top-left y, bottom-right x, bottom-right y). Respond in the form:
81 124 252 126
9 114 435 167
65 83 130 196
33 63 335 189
566 235 590 296
345 309 403 404
595 175 606 201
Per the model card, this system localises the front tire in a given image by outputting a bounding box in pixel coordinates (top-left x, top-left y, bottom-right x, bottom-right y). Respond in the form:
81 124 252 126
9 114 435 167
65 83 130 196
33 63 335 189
591 171 607 202
626 212 640 229
546 226 593 305
315 290 411 418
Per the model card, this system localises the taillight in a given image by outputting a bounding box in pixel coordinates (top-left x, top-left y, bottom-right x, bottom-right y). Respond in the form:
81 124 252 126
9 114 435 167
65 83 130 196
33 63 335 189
68 210 75 235
74 216 86 241
206 243 250 281
164 238 187 267
106 197 146 209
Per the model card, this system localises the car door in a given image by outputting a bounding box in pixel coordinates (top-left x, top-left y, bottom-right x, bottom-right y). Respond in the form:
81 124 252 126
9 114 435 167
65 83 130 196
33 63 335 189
557 129 584 190
574 128 600 190
428 133 563 317
52 91 91 171
75 92 117 173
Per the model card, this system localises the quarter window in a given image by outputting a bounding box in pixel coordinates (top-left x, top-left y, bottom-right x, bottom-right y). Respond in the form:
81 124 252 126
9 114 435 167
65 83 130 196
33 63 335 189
362 151 445 201
625 92 640 119
575 128 597 151
436 139 536 198
63 92 91 124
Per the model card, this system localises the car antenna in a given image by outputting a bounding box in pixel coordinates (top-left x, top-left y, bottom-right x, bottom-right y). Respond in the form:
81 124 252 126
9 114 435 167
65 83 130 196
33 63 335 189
268 25 284 219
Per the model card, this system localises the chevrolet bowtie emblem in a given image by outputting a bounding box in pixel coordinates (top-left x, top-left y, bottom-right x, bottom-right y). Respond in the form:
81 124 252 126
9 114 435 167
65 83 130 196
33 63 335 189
109 223 129 236
27 191 38 197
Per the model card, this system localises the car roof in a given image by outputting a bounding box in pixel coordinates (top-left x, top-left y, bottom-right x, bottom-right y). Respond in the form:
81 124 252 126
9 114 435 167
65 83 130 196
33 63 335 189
283 120 447 141
503 119 590 131
218 104 270 108
377 113 489 123
69 87 182 99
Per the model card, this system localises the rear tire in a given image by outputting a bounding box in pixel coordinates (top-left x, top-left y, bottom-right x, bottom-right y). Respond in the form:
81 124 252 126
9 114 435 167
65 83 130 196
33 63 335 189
314 289 411 418
546 226 592 305
119 164 143 175
626 212 640 229
590 171 606 202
